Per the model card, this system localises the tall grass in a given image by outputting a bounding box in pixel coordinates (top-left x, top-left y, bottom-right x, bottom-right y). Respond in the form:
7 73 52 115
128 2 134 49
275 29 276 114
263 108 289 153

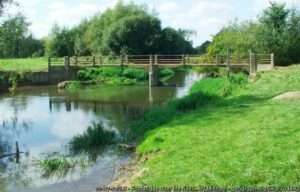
69 123 118 153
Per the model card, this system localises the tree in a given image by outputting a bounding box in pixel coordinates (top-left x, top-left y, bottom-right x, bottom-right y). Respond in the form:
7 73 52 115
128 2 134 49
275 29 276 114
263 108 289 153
45 1 195 57
208 2 300 65
208 21 261 57
0 13 44 58
195 40 211 55
84 1 153 55
45 24 75 57
159 27 194 54
103 14 161 55
258 2 291 64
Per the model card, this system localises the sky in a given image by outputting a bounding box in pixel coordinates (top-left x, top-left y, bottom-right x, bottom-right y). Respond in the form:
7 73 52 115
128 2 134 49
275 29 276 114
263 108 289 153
3 0 300 46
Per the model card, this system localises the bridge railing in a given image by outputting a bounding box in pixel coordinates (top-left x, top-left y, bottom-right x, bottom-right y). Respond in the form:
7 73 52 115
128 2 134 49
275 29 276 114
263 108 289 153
48 53 274 74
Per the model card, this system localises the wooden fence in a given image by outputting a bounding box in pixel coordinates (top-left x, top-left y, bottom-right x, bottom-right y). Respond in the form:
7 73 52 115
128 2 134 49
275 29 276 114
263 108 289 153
48 52 275 75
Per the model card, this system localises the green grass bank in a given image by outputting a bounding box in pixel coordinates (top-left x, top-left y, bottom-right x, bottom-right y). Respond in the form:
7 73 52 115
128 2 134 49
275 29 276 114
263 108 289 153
131 65 300 186
0 58 48 72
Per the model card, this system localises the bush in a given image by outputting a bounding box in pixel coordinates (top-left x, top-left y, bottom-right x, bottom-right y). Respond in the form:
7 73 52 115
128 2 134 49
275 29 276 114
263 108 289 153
171 92 217 112
123 68 147 81
190 73 248 97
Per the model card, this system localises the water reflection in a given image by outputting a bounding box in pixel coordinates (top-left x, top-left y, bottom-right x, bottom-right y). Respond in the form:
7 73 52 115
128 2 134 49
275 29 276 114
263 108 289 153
0 72 203 192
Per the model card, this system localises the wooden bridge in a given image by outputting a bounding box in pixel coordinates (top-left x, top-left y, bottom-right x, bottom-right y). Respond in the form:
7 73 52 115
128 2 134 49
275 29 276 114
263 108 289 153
48 53 274 86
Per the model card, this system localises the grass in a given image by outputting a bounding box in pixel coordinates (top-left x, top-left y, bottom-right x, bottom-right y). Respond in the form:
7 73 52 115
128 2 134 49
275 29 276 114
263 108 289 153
69 123 118 154
0 58 48 72
38 154 90 178
133 65 300 186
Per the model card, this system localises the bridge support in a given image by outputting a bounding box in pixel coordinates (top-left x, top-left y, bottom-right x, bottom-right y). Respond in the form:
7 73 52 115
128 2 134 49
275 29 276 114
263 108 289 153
149 55 160 87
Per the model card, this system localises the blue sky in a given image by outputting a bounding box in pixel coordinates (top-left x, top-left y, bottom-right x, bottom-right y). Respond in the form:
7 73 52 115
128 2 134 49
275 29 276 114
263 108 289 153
3 0 300 46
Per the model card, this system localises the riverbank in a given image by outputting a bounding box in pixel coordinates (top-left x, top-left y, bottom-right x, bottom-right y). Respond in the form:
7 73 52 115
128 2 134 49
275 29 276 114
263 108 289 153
121 65 300 186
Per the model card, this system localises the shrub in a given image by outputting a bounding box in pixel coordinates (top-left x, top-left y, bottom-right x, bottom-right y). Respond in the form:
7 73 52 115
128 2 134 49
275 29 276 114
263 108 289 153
123 68 147 81
171 92 217 112
190 73 248 97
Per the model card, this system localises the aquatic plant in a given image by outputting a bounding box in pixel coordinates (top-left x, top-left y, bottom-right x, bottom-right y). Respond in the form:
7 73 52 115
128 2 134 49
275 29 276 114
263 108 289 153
38 156 74 178
38 155 90 178
69 123 118 153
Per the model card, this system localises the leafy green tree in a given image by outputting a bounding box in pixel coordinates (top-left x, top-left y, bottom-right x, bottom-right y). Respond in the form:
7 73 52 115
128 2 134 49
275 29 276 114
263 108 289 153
72 19 90 56
195 40 211 55
159 27 194 54
258 2 291 64
208 2 300 65
45 24 75 57
84 1 152 55
0 13 43 58
103 14 161 55
208 21 261 57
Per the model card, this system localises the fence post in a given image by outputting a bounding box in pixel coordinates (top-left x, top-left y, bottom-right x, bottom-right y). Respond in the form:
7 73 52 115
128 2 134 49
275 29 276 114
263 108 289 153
120 55 124 67
249 51 257 75
216 54 220 66
182 54 185 66
271 53 275 69
74 56 78 66
48 57 51 83
125 54 128 65
48 57 51 72
226 49 231 73
149 55 153 88
92 56 96 67
99 55 102 65
16 141 20 164
64 56 70 79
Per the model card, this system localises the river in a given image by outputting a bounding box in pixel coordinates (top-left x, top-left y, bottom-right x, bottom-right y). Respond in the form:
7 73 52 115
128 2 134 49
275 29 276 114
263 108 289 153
0 72 203 192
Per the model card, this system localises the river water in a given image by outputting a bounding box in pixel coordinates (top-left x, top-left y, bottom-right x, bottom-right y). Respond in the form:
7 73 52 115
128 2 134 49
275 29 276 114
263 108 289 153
0 72 203 192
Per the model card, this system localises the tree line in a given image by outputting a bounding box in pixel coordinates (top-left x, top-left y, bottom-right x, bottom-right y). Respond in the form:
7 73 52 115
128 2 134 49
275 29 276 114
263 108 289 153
208 2 300 65
1 1 300 65
0 1 197 59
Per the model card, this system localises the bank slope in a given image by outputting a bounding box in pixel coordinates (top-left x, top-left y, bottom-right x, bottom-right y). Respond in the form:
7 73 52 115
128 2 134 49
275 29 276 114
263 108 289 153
135 65 300 186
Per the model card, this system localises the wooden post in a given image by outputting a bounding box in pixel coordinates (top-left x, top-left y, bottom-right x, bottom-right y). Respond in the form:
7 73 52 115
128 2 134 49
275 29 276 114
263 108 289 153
48 57 51 83
74 56 78 66
226 49 231 74
249 51 257 75
149 55 152 88
16 141 20 164
149 55 159 87
216 55 220 66
48 57 51 72
271 53 275 69
99 56 103 65
92 56 96 67
64 56 70 80
148 55 153 104
182 54 185 66
120 55 124 67
125 54 128 65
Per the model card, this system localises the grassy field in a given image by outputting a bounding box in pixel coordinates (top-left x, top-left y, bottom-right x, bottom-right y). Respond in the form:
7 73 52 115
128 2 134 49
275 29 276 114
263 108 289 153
0 58 48 72
134 65 300 186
